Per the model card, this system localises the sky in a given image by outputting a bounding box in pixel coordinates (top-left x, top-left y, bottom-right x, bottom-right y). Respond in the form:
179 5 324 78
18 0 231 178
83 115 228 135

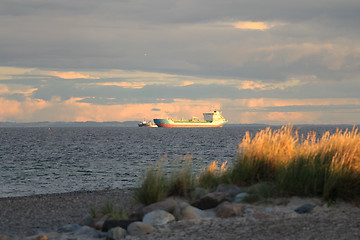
0 0 360 124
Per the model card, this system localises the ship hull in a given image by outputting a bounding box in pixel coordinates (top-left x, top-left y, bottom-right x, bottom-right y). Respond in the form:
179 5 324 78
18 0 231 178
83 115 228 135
153 119 227 128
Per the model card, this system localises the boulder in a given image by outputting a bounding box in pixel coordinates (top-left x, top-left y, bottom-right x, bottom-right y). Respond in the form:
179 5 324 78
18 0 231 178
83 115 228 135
179 205 215 220
79 215 94 227
34 235 48 240
127 221 156 236
216 184 245 198
140 198 179 217
234 192 249 203
143 209 175 226
57 224 81 233
189 187 209 201
294 203 316 214
74 226 99 237
216 202 243 218
106 227 126 240
92 214 110 230
192 192 229 210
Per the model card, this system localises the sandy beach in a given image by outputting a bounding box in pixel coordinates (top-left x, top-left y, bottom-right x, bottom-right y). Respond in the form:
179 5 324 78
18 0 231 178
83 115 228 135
0 189 135 239
1 189 360 239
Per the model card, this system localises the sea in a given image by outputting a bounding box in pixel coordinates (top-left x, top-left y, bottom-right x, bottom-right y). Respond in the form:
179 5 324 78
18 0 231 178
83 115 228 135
0 125 357 198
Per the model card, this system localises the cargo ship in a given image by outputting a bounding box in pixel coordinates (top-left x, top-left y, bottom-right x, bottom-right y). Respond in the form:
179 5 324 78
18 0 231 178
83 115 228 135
153 110 228 128
138 120 158 127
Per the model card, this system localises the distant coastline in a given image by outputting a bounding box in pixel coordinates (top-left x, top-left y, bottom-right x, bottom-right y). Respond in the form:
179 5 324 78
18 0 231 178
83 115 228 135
0 121 358 128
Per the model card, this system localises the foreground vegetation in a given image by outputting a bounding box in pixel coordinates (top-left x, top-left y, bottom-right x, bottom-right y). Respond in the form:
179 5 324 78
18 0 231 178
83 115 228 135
135 125 360 205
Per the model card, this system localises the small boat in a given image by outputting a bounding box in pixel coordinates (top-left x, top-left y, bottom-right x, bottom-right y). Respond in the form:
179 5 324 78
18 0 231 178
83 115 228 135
138 120 158 127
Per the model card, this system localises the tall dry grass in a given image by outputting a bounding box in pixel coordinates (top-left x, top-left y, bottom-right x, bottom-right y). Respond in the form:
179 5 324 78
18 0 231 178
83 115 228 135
136 125 360 204
231 125 360 201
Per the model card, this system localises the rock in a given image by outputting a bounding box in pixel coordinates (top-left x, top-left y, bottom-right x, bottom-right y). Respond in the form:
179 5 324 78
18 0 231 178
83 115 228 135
173 200 190 220
80 215 94 226
34 235 48 240
57 224 81 233
216 184 244 198
93 214 110 230
192 192 229 210
216 202 243 218
233 193 249 203
189 187 209 201
74 225 99 237
127 221 156 236
102 219 140 232
143 209 175 226
294 203 316 214
106 227 127 240
141 198 179 217
179 205 215 220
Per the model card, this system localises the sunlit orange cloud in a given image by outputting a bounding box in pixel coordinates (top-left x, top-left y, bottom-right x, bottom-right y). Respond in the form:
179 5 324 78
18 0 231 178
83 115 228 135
0 97 49 121
50 71 100 79
2 96 359 124
179 81 195 86
68 99 222 122
88 82 146 89
0 84 38 96
228 98 360 108
232 21 271 30
234 111 321 124
239 79 302 90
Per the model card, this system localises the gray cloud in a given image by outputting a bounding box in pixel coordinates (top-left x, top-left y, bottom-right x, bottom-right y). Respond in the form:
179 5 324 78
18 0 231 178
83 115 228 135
16 76 359 105
1 0 359 83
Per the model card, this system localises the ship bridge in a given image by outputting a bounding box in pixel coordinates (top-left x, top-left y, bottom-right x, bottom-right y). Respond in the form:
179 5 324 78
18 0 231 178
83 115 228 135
203 111 225 122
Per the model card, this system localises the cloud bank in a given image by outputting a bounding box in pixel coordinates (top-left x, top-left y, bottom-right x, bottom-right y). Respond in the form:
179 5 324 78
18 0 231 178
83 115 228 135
0 0 359 124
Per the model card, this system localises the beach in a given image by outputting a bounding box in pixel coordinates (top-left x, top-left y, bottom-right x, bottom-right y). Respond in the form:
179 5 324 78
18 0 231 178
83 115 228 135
0 189 135 239
1 189 359 239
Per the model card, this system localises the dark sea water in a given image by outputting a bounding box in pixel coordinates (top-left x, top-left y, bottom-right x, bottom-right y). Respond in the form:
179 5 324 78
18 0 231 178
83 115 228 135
0 125 356 198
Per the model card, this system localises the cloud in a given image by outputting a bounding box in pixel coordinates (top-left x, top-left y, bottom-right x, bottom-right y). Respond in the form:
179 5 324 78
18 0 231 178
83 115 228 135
50 71 100 79
0 0 359 124
232 21 272 30
238 79 303 90
88 82 146 89
0 97 49 121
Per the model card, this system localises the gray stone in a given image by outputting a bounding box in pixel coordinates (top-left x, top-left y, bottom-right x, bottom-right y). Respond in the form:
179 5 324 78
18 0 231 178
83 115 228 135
141 198 179 217
234 192 249 203
294 203 316 214
127 221 156 236
79 215 94 227
216 202 243 218
106 227 126 240
74 226 99 237
143 209 175 226
57 224 81 233
179 205 215 220
189 187 209 201
192 192 229 210
216 184 244 198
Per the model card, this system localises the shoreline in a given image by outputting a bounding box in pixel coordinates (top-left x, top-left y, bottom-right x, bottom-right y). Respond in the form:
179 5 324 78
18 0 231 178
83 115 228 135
0 189 136 239
1 189 360 239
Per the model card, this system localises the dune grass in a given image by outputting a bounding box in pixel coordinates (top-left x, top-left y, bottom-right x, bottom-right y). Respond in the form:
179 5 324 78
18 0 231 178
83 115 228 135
136 125 360 205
